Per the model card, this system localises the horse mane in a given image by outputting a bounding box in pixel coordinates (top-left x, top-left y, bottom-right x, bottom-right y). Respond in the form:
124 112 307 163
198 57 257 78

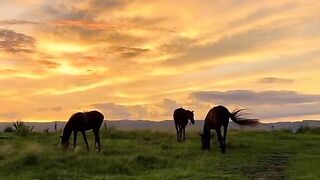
61 112 79 142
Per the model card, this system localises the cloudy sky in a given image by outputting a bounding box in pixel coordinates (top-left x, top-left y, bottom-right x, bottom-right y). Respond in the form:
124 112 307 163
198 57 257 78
0 0 319 122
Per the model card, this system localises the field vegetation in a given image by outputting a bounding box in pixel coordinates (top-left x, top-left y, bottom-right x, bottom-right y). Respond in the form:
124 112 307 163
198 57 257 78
0 125 319 179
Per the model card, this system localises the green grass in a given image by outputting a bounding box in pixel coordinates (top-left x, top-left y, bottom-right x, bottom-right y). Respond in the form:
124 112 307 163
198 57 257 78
0 128 319 180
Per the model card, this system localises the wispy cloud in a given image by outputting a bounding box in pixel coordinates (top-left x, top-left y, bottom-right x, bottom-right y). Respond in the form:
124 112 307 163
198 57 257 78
0 19 39 26
110 46 150 58
38 60 60 69
0 111 22 120
257 77 295 84
51 19 117 30
91 103 149 119
0 29 35 53
191 90 320 105
35 106 63 112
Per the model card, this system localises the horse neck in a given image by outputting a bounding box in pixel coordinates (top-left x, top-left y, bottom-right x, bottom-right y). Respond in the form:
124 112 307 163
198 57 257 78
62 123 73 141
203 123 210 135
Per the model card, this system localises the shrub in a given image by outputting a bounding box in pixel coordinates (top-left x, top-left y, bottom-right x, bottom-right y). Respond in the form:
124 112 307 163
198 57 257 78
296 126 320 134
12 121 34 136
3 126 14 133
43 128 50 135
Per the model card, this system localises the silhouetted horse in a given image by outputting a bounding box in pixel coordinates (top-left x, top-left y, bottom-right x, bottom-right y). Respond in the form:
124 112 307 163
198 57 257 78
200 105 259 153
60 110 104 151
173 108 195 142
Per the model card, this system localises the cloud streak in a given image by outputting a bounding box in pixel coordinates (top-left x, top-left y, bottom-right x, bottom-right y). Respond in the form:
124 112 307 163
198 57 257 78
91 103 150 120
0 111 22 120
191 90 320 105
0 29 35 53
257 77 295 84
162 22 302 66
0 19 39 26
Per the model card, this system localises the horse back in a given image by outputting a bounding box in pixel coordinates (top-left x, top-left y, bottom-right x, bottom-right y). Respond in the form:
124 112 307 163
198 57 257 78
86 110 104 125
68 110 104 131
205 106 230 129
173 108 188 126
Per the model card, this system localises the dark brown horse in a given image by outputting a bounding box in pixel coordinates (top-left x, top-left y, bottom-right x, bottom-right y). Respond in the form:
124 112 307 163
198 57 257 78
173 108 195 142
200 105 259 153
61 110 104 151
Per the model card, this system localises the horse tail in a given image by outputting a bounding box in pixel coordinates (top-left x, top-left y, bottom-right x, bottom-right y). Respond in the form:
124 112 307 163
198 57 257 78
229 109 259 126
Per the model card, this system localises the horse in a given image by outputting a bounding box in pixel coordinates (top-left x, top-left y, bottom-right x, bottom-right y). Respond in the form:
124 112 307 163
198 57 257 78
60 110 104 151
200 105 259 153
173 108 195 142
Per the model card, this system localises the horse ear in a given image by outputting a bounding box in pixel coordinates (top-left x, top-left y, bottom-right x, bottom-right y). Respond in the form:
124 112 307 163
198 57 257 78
60 135 63 139
192 110 194 113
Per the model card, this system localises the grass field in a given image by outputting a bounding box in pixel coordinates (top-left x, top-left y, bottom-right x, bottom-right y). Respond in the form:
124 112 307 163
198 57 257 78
0 128 319 180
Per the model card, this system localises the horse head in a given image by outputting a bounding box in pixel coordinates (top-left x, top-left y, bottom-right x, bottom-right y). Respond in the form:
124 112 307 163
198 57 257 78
60 135 70 150
199 132 211 150
187 110 195 124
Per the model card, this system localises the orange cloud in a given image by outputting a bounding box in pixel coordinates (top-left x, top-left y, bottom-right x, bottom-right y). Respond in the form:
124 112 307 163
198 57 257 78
51 19 117 30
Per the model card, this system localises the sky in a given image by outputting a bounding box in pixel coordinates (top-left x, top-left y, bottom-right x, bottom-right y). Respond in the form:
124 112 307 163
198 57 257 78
0 0 320 122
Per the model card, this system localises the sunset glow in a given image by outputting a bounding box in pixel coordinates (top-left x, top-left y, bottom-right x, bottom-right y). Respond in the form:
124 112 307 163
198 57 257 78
0 0 320 122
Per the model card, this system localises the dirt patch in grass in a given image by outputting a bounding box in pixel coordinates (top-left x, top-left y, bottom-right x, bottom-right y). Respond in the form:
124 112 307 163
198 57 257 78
131 154 168 169
242 151 293 180
22 152 39 166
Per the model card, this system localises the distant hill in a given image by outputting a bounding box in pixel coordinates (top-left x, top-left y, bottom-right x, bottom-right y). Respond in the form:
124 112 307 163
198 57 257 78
0 120 319 133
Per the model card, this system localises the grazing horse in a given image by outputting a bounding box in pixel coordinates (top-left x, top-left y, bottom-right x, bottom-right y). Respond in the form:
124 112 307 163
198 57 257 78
200 105 259 153
173 108 195 142
60 110 104 151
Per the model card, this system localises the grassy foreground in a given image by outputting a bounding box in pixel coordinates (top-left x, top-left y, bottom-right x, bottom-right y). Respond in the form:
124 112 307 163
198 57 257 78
0 128 319 180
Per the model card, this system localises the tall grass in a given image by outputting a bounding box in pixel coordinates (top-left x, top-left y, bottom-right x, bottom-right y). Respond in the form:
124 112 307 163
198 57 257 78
12 121 34 136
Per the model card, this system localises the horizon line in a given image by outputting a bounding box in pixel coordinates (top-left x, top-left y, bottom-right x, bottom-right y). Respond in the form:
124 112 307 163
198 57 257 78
0 119 319 124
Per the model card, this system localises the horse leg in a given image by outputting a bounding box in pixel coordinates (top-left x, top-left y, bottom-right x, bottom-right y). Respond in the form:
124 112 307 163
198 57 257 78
182 128 186 141
216 128 225 153
179 126 182 142
223 124 228 148
175 124 179 142
93 129 101 152
81 131 89 151
177 125 181 142
73 130 78 149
